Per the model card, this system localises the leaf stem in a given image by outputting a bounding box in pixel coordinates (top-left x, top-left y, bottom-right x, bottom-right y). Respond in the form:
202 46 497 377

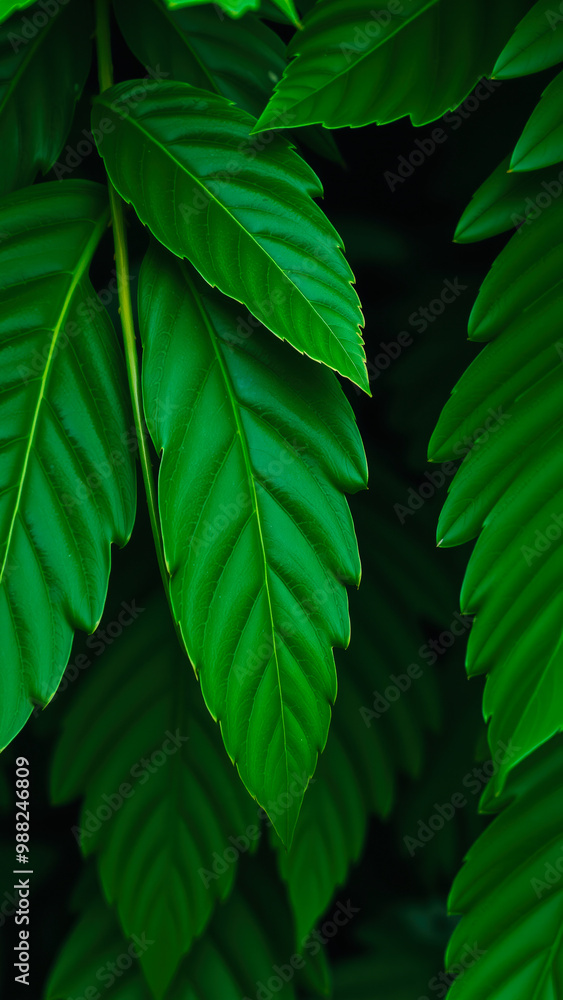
95 0 173 612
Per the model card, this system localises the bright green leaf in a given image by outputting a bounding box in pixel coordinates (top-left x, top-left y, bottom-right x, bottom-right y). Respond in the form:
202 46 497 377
430 194 563 795
92 80 368 392
493 0 563 78
0 0 34 24
0 181 136 751
139 243 367 845
446 738 563 999
511 68 563 171
51 592 259 999
0 0 92 195
252 0 528 132
164 0 260 18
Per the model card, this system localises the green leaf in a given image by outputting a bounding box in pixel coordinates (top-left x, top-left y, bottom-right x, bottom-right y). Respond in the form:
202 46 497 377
430 192 563 794
446 738 563 999
511 68 563 171
139 243 367 845
493 0 563 78
92 79 368 392
112 0 341 162
252 0 528 132
0 0 92 195
454 155 563 242
51 592 259 999
46 863 311 1000
272 484 443 943
164 0 260 17
0 181 136 750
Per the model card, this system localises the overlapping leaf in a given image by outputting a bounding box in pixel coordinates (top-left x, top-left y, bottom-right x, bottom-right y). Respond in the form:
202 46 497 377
139 243 367 845
0 181 136 750
493 0 563 78
253 0 528 132
46 863 321 1000
454 155 563 243
51 592 259 999
92 80 368 391
0 0 92 195
0 0 34 25
113 0 340 162
271 482 444 943
511 68 563 171
446 738 563 999
430 178 563 793
163 0 300 22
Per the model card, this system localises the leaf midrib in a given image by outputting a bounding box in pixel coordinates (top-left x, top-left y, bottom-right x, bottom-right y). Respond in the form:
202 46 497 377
98 90 365 388
0 208 109 587
258 0 440 125
178 261 290 810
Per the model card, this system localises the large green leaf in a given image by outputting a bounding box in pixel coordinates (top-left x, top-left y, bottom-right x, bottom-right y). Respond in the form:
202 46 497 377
493 0 563 78
139 242 367 845
92 80 368 392
446 738 563 999
430 179 563 794
252 0 528 132
0 0 92 195
272 483 444 943
454 155 563 243
511 68 563 171
0 181 136 750
51 593 258 999
112 0 341 163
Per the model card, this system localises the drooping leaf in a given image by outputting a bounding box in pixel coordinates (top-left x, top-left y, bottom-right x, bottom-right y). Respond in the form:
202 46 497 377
493 0 563 78
252 0 528 132
271 481 444 944
430 184 563 794
0 0 92 195
511 67 563 171
446 737 563 999
92 79 368 392
51 592 259 999
112 0 341 162
139 242 367 845
0 181 136 750
46 862 319 1000
454 154 563 242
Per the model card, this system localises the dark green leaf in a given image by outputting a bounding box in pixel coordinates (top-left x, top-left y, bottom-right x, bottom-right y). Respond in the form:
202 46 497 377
51 593 259 999
511 68 563 171
0 0 92 195
493 0 563 78
253 0 527 131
